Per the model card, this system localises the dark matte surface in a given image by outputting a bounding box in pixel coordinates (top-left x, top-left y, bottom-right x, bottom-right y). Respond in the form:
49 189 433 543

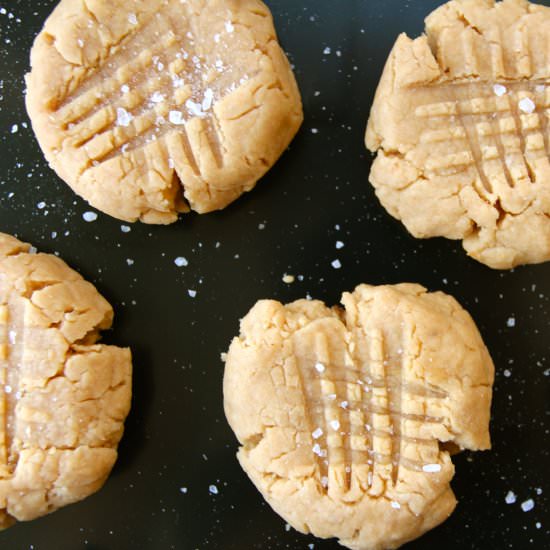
0 0 549 548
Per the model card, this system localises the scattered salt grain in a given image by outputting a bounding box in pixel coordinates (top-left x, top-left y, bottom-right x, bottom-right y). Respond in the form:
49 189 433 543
422 463 441 473
186 99 205 118
10 124 18 134
82 211 98 222
329 420 340 431
391 501 401 509
169 111 185 125
188 289 197 298
311 128 319 134
121 225 131 233
336 241 344 249
202 88 214 111
37 201 46 209
323 46 331 55
518 97 536 114
128 13 138 25
312 428 323 439
507 317 516 328
340 401 349 409
116 107 133 127
150 91 164 103
493 84 507 97
225 21 234 33
208 484 219 495
331 259 342 269
505 491 516 504
503 369 512 378
4 385 12 394
126 259 134 266
521 499 535 512
175 257 189 267
315 362 326 373
179 487 188 494
121 84 130 94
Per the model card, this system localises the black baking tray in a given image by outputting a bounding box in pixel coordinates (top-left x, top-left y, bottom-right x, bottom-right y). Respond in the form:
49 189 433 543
1 1 549 548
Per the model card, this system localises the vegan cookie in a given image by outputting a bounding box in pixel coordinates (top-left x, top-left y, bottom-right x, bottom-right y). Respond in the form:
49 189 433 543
0 233 132 528
26 0 303 224
224 284 494 550
366 0 550 269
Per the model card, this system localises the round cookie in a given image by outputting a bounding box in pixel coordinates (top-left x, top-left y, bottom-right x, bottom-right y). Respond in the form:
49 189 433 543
26 0 303 224
224 284 494 550
0 233 132 528
366 0 550 269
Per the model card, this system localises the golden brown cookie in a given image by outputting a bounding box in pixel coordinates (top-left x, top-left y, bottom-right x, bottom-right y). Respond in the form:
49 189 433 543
0 233 132 528
224 284 494 550
366 0 550 269
26 0 303 224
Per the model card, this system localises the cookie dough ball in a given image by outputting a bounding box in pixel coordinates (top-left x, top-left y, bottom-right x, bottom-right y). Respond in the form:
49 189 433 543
0 233 132 529
26 0 303 224
224 284 494 550
366 0 550 269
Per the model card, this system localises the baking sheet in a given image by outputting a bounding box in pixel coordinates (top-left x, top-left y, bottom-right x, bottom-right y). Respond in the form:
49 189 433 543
0 0 549 548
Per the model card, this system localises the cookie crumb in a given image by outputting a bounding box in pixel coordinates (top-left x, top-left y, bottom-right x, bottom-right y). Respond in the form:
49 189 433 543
282 274 295 284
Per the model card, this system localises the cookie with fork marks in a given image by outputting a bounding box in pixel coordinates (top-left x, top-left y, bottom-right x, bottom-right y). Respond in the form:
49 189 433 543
26 0 303 223
224 284 494 550
366 0 550 269
0 233 131 528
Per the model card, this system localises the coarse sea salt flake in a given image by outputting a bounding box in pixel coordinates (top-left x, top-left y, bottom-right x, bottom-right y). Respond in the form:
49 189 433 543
521 499 535 512
186 99 205 118
505 491 516 504
422 463 441 473
391 501 401 509
202 88 214 111
225 21 234 33
83 211 98 222
116 107 133 127
493 84 507 97
312 428 323 439
121 84 130 94
188 289 197 298
330 420 340 431
150 91 164 103
175 257 188 267
169 111 184 125
128 13 138 25
315 362 325 373
518 97 536 114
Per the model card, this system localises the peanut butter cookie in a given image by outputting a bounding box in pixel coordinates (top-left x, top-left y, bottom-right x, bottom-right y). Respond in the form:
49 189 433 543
0 233 131 528
224 284 494 550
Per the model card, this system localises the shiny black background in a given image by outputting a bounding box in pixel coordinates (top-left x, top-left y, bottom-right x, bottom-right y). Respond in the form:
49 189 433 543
0 1 549 548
